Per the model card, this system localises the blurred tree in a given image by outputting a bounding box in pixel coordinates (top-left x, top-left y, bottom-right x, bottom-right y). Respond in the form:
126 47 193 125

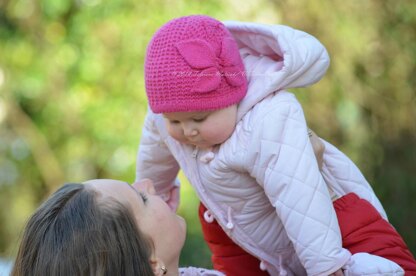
0 0 414 269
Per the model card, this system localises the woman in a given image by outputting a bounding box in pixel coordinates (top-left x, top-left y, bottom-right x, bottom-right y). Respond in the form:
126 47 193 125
12 179 223 276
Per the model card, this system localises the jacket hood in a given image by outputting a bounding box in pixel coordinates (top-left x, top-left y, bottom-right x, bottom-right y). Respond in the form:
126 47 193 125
224 21 330 121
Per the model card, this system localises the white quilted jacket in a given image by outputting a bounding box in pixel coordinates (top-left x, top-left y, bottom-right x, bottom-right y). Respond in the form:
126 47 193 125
136 21 388 275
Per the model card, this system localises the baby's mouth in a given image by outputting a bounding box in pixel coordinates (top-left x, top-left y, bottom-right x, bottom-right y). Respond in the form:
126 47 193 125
187 139 201 145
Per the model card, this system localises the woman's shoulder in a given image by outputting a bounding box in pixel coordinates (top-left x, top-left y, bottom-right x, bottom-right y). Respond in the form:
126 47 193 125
179 267 225 276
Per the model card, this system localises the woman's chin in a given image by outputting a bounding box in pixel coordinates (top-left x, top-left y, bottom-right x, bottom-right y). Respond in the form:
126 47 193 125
177 215 187 244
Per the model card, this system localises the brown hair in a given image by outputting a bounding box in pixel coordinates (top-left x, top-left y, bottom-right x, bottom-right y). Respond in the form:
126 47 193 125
12 183 154 276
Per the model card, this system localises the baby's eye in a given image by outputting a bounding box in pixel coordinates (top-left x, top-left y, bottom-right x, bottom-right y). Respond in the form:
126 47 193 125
193 117 206 122
139 192 148 203
170 120 180 124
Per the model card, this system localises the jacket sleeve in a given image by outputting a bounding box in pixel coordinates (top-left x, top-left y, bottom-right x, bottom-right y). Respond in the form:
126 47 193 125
136 110 180 196
242 92 350 276
320 140 388 220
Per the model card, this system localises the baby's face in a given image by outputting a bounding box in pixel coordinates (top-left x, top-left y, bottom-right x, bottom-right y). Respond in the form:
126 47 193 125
163 104 237 149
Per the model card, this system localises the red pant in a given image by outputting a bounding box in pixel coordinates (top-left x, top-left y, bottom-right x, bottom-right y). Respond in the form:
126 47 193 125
199 193 416 276
199 203 269 276
335 193 416 274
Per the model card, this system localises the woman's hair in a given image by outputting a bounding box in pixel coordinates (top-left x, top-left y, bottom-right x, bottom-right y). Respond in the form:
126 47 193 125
12 183 154 276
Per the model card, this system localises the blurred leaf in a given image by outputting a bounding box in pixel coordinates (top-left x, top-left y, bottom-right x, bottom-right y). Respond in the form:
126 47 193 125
0 0 415 267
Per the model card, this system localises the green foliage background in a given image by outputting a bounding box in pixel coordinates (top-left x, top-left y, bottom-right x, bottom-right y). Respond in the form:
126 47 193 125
0 0 415 268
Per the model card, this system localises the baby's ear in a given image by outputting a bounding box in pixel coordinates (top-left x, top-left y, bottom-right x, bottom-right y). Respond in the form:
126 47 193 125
149 256 166 276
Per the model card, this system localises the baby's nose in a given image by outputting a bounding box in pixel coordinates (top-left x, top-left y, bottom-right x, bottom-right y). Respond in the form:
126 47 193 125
183 125 198 137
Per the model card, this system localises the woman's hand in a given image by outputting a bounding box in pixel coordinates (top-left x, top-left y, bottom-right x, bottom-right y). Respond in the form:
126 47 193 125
308 128 325 170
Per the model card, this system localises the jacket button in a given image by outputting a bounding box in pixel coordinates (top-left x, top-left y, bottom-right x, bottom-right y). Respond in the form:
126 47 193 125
226 222 234 229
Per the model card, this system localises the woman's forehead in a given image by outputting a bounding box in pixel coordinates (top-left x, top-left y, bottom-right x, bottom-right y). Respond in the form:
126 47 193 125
84 179 138 205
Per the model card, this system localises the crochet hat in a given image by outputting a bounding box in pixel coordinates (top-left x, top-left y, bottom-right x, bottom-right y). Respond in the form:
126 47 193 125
144 15 247 113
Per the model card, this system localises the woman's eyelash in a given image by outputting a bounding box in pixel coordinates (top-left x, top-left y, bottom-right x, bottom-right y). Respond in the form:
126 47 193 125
139 192 148 203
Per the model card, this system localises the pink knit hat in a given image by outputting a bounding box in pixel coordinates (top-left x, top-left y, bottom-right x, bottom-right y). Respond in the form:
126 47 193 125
144 15 247 113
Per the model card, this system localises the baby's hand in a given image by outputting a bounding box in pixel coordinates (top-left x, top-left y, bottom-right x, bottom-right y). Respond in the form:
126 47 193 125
133 179 180 212
308 128 325 170
165 185 180 212
343 252 404 276
329 269 344 276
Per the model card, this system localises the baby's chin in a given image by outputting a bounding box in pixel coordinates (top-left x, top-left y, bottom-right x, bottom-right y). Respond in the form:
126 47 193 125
184 141 212 149
193 143 217 150
185 139 225 150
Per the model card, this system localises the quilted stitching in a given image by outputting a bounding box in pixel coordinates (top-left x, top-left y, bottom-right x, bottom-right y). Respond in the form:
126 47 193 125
244 93 348 275
321 141 388 220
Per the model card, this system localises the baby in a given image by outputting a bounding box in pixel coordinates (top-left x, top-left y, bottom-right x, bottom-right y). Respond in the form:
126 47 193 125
136 15 415 275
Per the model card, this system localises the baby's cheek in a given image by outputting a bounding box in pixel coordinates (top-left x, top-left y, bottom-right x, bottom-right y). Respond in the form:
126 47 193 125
204 130 228 144
206 123 235 144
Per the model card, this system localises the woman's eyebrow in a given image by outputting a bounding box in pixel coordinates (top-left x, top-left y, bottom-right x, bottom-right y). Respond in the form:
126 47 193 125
125 182 143 202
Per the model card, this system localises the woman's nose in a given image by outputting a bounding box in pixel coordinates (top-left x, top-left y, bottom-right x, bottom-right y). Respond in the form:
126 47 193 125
132 179 156 195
